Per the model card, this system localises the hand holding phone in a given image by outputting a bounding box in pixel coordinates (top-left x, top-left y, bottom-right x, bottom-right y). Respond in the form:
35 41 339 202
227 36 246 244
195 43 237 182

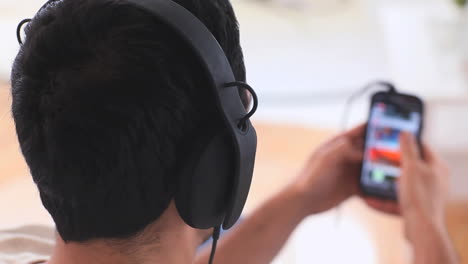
360 91 424 200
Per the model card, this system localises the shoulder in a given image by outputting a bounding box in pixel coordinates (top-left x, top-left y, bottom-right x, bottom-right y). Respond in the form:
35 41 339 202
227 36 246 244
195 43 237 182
0 225 54 264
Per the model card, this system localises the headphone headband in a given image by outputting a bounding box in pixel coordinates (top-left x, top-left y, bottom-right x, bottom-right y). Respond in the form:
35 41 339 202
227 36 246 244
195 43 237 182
125 0 257 229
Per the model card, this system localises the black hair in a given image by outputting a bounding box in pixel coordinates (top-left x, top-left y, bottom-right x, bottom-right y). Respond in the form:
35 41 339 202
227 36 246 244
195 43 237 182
11 0 246 242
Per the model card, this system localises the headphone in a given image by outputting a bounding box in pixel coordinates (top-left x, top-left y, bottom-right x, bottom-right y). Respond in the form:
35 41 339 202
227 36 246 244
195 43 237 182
18 0 258 248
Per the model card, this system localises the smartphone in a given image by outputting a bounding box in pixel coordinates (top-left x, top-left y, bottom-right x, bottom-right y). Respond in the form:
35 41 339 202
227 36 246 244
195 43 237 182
360 91 424 200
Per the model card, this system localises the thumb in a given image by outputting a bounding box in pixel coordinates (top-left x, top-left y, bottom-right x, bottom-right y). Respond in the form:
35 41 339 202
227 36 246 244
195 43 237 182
347 144 364 162
400 132 420 164
334 138 364 162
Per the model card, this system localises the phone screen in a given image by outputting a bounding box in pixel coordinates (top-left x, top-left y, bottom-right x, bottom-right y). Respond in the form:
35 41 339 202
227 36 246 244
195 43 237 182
361 99 422 199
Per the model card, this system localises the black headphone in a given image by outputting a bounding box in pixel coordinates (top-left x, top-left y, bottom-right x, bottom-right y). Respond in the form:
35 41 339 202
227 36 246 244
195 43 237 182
18 0 258 237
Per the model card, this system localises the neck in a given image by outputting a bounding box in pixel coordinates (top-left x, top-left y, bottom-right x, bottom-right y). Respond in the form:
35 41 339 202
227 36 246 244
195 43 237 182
47 202 206 264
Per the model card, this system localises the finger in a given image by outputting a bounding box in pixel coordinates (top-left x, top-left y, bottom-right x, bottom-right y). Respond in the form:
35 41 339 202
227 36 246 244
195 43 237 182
353 136 365 148
334 138 364 163
366 199 400 215
365 198 401 215
343 123 367 139
347 146 364 162
400 132 420 163
394 177 406 202
421 142 437 164
395 177 402 191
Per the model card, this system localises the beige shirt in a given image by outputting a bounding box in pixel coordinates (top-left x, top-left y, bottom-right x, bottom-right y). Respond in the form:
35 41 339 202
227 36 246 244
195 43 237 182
0 226 54 264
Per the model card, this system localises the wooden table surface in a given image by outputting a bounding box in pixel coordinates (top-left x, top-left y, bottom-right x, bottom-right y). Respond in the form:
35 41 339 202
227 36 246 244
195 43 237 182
0 83 466 263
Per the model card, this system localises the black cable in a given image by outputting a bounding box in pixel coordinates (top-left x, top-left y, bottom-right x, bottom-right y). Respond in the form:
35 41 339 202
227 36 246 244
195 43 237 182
16 18 32 45
225 82 259 130
340 81 397 131
208 226 221 264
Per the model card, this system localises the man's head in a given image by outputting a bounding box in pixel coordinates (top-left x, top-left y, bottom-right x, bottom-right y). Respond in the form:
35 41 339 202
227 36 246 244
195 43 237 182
11 0 246 242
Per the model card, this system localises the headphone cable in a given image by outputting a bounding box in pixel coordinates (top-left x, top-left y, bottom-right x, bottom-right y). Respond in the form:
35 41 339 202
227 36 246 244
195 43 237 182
340 81 397 131
335 80 398 227
208 226 221 264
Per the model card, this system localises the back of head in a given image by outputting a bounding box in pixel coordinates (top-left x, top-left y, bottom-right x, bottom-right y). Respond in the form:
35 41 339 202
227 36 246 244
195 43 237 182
11 0 246 242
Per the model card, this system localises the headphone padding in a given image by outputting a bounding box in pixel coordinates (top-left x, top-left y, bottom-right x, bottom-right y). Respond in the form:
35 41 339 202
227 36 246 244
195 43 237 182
175 131 233 229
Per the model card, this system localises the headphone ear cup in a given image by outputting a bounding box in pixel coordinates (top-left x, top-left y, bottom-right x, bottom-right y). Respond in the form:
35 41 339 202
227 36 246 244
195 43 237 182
175 131 234 229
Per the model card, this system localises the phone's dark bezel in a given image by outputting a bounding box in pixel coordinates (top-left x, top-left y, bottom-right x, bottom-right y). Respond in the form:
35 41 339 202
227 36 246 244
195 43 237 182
360 91 424 201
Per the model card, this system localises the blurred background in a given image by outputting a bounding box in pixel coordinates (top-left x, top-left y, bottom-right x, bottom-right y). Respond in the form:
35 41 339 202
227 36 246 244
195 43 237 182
0 0 467 263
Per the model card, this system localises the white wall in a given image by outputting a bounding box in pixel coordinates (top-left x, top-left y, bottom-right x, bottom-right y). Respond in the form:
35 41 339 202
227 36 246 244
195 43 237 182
0 0 43 81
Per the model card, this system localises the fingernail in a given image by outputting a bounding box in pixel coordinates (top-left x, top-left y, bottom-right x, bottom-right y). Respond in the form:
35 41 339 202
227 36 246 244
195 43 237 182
400 132 407 142
401 132 412 142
